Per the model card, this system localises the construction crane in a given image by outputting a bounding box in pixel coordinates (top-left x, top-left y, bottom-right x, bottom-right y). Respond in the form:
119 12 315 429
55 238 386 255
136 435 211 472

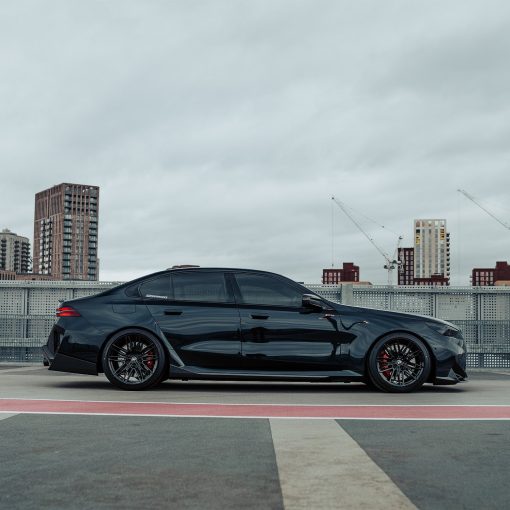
458 189 510 230
331 196 403 285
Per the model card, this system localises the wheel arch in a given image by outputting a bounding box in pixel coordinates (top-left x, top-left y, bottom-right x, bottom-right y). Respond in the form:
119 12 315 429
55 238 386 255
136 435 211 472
97 325 171 374
364 329 437 383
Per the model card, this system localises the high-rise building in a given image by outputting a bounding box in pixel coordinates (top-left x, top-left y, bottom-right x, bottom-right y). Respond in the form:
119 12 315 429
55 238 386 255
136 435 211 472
472 261 510 286
397 247 414 285
414 219 450 284
33 183 99 280
0 229 31 273
322 262 360 284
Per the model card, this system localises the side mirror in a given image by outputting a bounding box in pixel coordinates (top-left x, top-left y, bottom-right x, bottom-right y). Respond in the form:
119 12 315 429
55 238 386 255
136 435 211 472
302 294 325 311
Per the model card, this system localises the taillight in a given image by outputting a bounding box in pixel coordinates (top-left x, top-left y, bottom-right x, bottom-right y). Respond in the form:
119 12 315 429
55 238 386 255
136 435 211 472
56 306 81 317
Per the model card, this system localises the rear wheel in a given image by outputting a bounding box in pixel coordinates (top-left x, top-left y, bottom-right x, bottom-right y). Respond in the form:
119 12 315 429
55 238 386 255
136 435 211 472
368 333 431 393
102 329 166 390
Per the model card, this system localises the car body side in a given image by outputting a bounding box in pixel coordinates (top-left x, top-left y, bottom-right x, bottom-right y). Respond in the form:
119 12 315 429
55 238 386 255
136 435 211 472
43 268 467 385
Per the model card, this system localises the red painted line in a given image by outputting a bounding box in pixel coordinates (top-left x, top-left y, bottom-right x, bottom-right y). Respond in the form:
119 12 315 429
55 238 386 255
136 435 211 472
1 399 510 419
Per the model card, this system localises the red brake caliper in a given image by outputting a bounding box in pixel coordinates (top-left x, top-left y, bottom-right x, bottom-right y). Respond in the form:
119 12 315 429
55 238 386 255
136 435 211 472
380 351 391 380
145 350 155 370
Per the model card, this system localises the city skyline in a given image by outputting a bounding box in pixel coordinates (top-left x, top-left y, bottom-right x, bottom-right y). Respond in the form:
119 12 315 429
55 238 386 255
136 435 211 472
2 190 507 285
1 2 509 284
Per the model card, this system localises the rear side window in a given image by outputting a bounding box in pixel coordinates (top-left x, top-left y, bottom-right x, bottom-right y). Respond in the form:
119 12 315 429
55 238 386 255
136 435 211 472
139 275 171 300
235 273 302 307
172 272 230 303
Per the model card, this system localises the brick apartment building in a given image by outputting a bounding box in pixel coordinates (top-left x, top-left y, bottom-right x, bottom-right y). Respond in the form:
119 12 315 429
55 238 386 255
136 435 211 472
322 263 360 284
33 183 99 280
472 261 510 286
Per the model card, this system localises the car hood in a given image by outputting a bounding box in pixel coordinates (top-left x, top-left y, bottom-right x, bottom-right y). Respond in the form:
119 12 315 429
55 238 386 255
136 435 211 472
328 302 458 329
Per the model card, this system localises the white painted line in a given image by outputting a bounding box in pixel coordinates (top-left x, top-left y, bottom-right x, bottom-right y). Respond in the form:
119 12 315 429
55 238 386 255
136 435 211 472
0 411 508 420
0 366 44 374
1 397 509 408
0 413 18 421
270 419 416 510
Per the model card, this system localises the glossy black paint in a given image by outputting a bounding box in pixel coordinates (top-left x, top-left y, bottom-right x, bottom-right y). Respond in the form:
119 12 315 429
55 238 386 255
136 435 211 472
43 268 468 387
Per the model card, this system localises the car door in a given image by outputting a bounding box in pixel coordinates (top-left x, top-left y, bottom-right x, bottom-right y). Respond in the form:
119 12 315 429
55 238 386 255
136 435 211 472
233 272 354 372
141 271 242 370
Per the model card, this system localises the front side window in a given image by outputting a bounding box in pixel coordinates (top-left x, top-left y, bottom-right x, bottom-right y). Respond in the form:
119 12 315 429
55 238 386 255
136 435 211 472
235 273 302 307
172 272 229 303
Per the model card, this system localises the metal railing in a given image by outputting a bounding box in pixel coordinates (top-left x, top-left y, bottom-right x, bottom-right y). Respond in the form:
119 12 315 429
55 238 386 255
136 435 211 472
1 281 509 367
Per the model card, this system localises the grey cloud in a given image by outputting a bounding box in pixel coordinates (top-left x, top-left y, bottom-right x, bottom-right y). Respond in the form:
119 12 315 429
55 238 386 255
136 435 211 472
1 0 509 285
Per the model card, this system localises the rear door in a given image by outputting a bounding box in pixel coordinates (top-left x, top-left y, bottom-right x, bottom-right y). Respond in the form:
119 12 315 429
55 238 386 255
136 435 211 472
142 271 242 369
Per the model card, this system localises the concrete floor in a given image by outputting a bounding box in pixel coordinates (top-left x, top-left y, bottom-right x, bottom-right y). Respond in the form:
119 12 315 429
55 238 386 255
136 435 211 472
1 366 510 509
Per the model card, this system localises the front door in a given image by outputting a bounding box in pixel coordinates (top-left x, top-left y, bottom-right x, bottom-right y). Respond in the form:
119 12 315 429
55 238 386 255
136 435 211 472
233 272 353 372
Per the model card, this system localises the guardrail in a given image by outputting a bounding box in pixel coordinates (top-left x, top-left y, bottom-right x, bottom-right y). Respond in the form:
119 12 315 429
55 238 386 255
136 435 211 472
1 281 509 367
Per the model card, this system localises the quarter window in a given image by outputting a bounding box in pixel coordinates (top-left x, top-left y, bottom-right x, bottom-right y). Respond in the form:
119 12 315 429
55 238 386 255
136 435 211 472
139 275 171 300
235 273 302 307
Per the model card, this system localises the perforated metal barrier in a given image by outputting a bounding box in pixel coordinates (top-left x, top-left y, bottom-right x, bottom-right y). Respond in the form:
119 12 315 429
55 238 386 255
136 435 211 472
308 284 510 369
0 281 119 363
1 281 509 368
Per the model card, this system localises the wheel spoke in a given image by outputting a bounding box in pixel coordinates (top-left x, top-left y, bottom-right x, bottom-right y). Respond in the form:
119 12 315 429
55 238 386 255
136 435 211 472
113 360 130 377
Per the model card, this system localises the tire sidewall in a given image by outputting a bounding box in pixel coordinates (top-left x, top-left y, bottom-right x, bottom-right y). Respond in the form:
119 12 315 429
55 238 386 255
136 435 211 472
368 334 431 393
102 329 167 390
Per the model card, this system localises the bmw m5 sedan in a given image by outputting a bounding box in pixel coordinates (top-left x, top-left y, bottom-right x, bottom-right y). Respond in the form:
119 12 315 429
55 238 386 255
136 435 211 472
43 267 467 392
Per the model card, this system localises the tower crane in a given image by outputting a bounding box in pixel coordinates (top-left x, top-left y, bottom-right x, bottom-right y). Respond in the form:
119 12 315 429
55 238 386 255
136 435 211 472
331 196 403 285
458 189 510 230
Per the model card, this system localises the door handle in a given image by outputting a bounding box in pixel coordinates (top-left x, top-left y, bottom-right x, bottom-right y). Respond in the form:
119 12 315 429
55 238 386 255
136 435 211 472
164 310 183 316
250 314 269 320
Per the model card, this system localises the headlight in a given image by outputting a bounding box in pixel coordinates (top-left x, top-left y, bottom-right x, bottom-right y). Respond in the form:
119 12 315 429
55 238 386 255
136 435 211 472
426 321 463 340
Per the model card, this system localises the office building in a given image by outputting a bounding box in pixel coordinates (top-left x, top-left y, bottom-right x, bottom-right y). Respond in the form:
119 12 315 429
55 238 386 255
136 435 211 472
33 183 99 280
0 229 31 273
414 219 450 284
322 262 360 284
472 261 510 286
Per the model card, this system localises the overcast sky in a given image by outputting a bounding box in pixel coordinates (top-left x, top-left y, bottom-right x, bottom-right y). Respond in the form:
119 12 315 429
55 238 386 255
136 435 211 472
1 1 509 285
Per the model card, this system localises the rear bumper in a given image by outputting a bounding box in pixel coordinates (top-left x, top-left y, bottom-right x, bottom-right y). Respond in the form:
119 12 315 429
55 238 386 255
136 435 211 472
43 325 98 375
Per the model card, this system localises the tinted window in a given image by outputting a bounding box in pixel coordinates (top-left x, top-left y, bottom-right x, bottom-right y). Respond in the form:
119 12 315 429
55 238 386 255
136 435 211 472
235 273 302 307
124 282 141 297
172 272 229 303
139 275 171 300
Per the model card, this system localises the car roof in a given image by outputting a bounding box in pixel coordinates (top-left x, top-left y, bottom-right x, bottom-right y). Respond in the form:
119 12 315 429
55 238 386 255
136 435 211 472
123 267 295 286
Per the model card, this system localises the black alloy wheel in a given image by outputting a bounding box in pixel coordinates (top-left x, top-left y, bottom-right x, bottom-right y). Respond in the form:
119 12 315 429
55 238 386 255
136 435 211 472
368 334 431 393
102 329 166 390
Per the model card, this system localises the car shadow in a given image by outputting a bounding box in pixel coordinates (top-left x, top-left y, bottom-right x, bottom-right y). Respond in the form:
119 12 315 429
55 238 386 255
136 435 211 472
43 379 466 394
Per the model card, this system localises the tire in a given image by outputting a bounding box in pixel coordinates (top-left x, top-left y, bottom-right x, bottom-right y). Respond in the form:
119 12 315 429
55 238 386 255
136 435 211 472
102 329 167 390
367 333 431 393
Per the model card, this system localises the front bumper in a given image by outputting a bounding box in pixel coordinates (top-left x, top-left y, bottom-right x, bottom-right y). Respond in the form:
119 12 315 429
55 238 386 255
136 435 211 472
434 351 468 385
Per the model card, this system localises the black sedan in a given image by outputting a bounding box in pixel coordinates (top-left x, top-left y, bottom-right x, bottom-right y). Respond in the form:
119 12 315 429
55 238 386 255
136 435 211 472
43 267 467 392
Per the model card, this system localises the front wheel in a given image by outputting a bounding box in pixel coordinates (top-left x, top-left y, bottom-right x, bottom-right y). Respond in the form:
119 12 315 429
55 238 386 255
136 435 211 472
367 334 431 393
102 329 167 390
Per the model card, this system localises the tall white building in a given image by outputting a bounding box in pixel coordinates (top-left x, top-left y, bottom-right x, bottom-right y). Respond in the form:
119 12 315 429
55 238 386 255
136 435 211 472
414 219 450 282
0 228 31 273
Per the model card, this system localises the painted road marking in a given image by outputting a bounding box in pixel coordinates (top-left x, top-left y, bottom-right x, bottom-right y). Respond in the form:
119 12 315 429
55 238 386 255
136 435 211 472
0 366 44 374
271 419 416 510
1 399 510 419
0 413 18 421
